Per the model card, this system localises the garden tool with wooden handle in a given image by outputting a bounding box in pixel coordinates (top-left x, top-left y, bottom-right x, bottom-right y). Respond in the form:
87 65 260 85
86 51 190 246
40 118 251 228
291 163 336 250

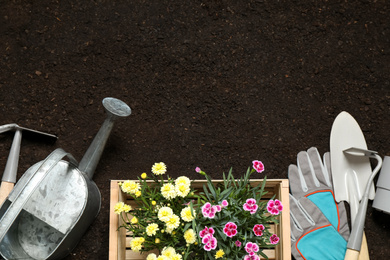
343 148 382 260
330 111 377 260
0 124 57 204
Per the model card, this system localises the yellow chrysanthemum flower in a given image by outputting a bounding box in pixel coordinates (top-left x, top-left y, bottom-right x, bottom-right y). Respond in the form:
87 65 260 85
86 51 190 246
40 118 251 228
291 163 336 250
180 206 195 222
161 183 177 200
141 172 147 179
146 223 159 236
175 183 191 198
165 226 174 234
166 214 180 230
114 202 132 214
123 204 131 212
131 216 138 224
121 180 140 195
155 238 161 244
135 190 142 197
146 253 157 260
158 207 173 222
114 202 124 214
184 229 196 244
130 237 144 252
171 254 183 260
162 247 176 258
156 256 169 260
215 249 225 259
175 176 190 186
152 162 167 175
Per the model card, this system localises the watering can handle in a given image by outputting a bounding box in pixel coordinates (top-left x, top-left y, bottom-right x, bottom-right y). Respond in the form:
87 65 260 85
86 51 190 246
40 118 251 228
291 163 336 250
0 148 78 242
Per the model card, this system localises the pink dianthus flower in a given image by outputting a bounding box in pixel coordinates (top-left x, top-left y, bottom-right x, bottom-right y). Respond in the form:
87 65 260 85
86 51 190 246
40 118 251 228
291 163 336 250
243 198 258 214
252 160 264 173
202 234 217 251
202 202 217 218
223 222 237 237
221 200 229 207
267 199 283 215
199 226 215 238
245 242 259 255
270 234 280 244
244 254 260 260
253 224 265 236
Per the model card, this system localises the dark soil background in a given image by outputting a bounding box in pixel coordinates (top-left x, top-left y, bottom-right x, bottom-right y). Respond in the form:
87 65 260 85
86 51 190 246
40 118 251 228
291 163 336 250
1 0 389 259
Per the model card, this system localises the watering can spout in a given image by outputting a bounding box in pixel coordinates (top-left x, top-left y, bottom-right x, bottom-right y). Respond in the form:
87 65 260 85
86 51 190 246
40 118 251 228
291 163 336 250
79 97 131 180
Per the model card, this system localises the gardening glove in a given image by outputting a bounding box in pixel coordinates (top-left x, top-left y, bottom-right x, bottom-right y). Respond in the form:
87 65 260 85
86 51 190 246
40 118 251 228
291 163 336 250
288 147 349 241
290 194 347 260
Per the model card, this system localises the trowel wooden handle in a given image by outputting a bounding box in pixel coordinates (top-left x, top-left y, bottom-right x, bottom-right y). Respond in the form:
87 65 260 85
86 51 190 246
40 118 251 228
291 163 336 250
358 232 369 260
345 232 370 260
0 181 14 204
345 248 360 260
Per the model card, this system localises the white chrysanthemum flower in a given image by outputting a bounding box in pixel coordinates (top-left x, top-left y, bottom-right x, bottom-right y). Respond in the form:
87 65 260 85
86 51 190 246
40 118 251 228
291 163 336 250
130 237 144 252
171 254 183 260
184 229 197 244
146 253 157 260
175 176 191 186
175 183 191 198
152 162 167 175
166 214 180 230
121 180 140 195
162 247 176 258
114 202 131 214
158 207 173 222
180 206 195 222
165 226 174 234
146 223 159 236
161 183 177 200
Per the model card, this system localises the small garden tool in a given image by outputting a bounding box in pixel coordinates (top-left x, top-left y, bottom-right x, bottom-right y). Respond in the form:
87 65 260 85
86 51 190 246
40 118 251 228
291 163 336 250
288 147 350 259
343 148 382 260
0 124 57 204
330 111 379 260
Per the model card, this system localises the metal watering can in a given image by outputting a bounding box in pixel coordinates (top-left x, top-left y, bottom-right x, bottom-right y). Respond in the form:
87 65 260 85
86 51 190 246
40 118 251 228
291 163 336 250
0 97 131 259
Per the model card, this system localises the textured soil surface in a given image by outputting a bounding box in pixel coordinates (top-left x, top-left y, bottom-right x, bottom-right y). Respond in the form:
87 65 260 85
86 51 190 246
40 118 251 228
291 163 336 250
1 1 390 259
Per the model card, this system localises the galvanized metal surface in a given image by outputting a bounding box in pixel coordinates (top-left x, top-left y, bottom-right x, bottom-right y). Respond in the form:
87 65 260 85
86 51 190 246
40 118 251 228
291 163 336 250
0 97 131 260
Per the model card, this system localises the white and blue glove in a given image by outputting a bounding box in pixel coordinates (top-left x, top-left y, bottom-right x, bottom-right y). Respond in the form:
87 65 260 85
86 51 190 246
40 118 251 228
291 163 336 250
289 147 350 260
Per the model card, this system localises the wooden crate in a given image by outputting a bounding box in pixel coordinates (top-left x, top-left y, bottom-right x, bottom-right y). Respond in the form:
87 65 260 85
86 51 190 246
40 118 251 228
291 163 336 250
109 179 291 260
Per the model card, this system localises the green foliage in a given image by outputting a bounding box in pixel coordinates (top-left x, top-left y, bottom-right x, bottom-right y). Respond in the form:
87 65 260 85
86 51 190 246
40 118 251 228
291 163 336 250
195 167 281 259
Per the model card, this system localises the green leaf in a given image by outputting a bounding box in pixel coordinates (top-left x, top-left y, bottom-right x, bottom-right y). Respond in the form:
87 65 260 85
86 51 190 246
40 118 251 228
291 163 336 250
219 187 233 201
202 184 212 201
207 181 217 200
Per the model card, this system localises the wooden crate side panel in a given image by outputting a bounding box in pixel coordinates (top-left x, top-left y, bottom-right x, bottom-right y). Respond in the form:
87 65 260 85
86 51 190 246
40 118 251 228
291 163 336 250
109 180 120 260
109 180 127 260
279 179 291 260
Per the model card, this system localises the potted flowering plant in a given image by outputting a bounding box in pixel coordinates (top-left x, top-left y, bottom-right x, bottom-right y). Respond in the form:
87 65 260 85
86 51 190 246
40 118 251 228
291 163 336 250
114 160 283 260
114 162 198 260
194 160 282 260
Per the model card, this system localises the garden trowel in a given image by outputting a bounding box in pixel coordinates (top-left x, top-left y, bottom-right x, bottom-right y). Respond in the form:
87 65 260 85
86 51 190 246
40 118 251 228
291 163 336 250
330 111 374 260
